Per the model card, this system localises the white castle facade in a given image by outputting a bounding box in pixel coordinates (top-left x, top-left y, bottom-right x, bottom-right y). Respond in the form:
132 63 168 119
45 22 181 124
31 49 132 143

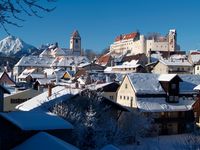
110 29 177 56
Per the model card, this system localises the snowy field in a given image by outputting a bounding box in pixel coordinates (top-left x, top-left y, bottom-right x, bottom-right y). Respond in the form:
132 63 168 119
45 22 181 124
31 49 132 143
119 134 200 150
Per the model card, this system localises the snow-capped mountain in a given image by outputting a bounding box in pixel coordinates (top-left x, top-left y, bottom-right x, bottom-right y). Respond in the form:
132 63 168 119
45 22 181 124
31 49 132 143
0 36 38 56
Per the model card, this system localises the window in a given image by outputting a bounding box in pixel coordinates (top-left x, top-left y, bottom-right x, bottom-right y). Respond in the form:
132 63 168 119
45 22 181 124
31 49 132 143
120 96 122 99
11 98 29 104
125 84 128 89
127 96 129 100
124 96 126 100
75 39 78 43
131 97 133 100
197 66 199 70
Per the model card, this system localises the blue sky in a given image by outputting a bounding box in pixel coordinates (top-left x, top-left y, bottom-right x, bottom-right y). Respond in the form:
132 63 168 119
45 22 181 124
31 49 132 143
1 0 200 53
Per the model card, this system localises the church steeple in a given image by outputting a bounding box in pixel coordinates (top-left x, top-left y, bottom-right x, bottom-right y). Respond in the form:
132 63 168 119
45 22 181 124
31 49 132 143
70 30 81 54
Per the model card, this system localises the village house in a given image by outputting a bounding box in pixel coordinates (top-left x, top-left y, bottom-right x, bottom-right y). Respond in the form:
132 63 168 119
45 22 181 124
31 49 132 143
13 30 89 80
188 50 200 74
152 58 193 74
0 71 15 86
0 111 74 150
116 73 200 135
104 60 146 74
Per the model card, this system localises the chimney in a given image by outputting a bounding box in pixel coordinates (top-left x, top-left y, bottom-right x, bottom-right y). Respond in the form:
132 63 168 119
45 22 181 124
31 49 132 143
48 83 52 97
44 72 47 78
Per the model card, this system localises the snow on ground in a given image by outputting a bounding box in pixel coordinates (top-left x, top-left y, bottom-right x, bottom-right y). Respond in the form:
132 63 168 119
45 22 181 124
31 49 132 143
119 134 200 150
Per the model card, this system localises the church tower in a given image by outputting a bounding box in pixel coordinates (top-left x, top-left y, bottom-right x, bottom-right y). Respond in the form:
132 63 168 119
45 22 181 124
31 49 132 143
70 30 81 54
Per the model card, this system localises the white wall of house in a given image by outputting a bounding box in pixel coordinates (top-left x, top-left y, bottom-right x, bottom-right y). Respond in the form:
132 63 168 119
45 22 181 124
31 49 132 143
116 76 137 108
194 65 200 74
152 62 168 74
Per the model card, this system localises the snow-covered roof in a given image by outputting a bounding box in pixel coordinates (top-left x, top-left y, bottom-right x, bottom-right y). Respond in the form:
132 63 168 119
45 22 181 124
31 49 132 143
77 62 90 67
29 73 45 79
128 73 164 94
189 51 200 64
44 68 55 75
158 74 178 82
112 64 140 69
36 78 52 85
128 73 200 94
104 67 112 73
15 56 54 67
18 68 36 76
13 132 79 150
86 82 112 90
160 59 192 67
0 111 73 130
137 97 195 112
16 86 79 112
101 144 120 150
123 60 138 65
51 56 89 67
52 48 66 56
194 84 200 90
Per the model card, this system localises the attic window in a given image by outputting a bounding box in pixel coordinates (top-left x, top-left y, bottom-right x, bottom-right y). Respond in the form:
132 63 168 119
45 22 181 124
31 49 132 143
125 84 128 89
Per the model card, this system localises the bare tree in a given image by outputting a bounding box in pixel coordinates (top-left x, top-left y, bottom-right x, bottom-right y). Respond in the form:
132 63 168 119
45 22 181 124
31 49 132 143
51 89 152 149
146 32 161 40
0 0 56 34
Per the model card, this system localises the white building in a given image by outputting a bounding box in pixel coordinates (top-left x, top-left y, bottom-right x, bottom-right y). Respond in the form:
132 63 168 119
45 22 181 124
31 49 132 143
110 32 145 55
146 29 177 55
109 29 178 56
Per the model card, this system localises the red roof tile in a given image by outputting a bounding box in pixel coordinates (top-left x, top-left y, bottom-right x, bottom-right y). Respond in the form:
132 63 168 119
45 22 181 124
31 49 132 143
115 32 138 42
97 53 111 66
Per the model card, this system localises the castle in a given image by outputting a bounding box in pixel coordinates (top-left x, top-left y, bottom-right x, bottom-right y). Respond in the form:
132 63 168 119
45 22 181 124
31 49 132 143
110 29 178 56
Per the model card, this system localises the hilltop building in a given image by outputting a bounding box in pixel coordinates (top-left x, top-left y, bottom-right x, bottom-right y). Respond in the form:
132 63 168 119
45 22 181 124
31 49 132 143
109 29 178 57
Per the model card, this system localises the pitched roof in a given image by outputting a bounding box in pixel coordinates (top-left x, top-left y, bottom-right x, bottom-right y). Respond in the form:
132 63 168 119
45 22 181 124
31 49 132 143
115 32 139 42
0 112 73 130
96 53 111 66
13 132 79 150
137 97 195 112
127 73 200 94
71 30 80 38
158 74 182 82
159 59 192 67
16 86 79 112
122 53 147 62
194 84 200 90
